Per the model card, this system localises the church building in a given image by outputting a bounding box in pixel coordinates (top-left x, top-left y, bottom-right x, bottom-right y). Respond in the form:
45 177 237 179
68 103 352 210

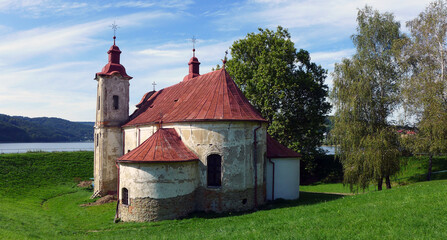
93 35 301 222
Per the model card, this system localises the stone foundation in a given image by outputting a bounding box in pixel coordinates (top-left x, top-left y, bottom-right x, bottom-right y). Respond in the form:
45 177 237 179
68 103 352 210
118 184 266 222
119 191 195 222
195 185 266 213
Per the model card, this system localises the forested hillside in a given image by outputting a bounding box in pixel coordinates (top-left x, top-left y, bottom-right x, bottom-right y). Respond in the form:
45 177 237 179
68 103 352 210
0 114 94 142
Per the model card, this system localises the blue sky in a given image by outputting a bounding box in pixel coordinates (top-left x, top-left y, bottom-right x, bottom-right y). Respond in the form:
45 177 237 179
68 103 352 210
0 0 432 121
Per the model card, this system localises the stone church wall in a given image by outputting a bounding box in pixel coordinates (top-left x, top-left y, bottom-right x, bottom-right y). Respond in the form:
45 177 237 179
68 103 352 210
122 121 267 215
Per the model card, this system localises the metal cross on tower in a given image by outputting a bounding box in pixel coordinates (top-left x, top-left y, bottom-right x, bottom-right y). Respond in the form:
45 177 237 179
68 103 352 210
110 21 119 44
191 36 196 49
222 50 228 68
191 36 196 57
152 81 157 91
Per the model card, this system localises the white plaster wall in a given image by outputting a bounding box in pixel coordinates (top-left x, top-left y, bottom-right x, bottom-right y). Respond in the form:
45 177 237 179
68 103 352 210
266 158 300 200
122 121 267 191
123 128 137 154
123 126 158 154
139 126 157 144
119 161 198 199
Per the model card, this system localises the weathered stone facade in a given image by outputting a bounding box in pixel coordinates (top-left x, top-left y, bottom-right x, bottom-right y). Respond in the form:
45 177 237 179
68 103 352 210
123 122 267 192
117 122 268 221
119 192 196 222
94 74 129 195
195 185 266 213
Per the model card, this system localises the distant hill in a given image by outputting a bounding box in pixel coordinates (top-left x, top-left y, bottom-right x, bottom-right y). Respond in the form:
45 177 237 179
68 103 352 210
0 114 94 143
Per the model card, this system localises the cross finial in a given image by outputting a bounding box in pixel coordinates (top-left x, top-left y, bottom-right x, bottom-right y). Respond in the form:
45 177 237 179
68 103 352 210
110 21 119 45
222 50 228 68
191 36 197 57
191 36 196 49
152 81 157 91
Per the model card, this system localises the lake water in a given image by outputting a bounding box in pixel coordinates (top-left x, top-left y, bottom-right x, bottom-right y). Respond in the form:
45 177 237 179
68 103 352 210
0 142 94 154
0 142 335 155
320 146 335 155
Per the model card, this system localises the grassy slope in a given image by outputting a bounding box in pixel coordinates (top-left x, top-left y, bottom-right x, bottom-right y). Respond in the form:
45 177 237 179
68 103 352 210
1 152 447 239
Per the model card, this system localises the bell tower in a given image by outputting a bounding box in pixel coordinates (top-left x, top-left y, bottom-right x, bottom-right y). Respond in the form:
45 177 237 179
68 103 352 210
94 33 132 196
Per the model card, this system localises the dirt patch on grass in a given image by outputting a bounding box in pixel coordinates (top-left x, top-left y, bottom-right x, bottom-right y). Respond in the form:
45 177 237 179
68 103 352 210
81 194 116 206
77 180 92 188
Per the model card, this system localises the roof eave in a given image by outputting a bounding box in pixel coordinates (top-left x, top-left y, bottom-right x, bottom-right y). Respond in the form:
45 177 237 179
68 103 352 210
122 118 268 128
117 159 199 163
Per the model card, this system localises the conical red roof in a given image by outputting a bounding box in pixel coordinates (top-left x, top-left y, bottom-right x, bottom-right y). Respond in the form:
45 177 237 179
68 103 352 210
124 69 266 127
117 128 198 163
267 134 301 158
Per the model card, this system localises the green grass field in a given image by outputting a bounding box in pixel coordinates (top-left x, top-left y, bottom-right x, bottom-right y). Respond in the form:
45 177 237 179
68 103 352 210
301 155 447 194
1 152 447 239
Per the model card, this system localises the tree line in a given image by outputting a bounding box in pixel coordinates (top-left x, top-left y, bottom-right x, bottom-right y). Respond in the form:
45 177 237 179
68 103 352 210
0 114 94 143
224 0 447 192
332 1 447 191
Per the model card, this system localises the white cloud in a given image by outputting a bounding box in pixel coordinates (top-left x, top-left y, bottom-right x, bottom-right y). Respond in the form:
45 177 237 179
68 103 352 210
241 0 432 29
0 0 88 17
127 38 234 71
0 86 95 121
0 0 192 18
0 60 98 120
311 49 356 68
0 11 174 67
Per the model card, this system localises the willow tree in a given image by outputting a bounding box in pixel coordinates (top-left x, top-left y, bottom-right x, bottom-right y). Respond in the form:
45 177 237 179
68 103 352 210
331 6 404 191
401 0 447 180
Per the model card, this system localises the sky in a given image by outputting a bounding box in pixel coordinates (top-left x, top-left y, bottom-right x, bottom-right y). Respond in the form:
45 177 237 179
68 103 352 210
0 0 433 121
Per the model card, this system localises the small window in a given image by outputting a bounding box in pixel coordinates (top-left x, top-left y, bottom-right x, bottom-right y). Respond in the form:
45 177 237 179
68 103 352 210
96 133 99 147
122 188 129 205
207 154 222 187
97 96 100 110
113 95 119 110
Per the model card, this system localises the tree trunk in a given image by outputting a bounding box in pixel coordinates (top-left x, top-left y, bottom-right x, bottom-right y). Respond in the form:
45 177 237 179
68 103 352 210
377 177 383 191
385 175 391 189
427 154 433 181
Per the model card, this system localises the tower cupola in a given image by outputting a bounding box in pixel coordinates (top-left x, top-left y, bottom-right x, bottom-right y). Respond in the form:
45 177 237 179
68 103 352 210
96 36 132 80
108 36 121 64
183 41 200 81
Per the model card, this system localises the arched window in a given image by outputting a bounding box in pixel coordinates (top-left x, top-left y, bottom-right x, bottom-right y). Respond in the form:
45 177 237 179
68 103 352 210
122 188 129 205
207 154 222 187
113 95 119 110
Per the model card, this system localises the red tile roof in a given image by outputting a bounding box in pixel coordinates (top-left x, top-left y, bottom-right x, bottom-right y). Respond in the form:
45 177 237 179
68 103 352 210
124 69 267 127
117 128 198 163
267 134 302 158
96 44 132 80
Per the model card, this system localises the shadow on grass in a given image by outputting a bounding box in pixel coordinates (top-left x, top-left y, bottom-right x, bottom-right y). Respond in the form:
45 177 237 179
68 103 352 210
186 192 344 220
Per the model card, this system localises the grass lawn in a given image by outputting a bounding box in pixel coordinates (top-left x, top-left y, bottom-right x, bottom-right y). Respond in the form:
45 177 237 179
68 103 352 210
300 182 376 194
1 152 447 239
301 155 447 194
